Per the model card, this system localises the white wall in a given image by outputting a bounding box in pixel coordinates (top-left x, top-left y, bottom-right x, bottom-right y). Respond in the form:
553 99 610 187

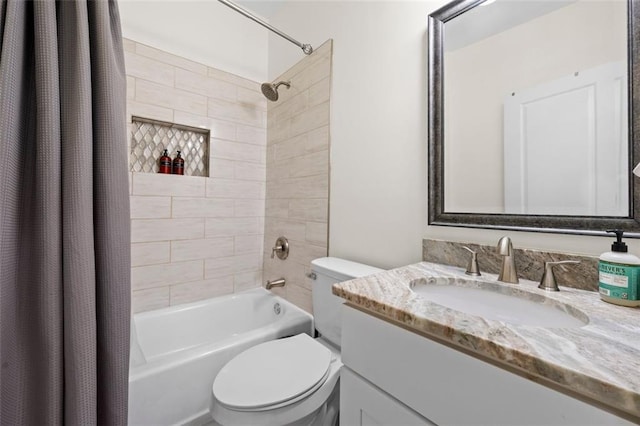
268 1 640 269
119 0 269 82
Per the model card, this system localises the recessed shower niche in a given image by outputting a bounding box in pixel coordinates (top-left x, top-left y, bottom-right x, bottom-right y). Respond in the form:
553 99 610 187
130 116 210 177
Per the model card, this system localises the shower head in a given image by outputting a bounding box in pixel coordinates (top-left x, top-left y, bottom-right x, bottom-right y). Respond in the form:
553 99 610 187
261 81 291 102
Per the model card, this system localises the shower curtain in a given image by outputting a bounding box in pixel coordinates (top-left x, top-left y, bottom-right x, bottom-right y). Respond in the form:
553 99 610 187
0 0 131 424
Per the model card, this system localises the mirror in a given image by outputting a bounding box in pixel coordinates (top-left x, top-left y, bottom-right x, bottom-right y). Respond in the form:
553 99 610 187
428 0 640 236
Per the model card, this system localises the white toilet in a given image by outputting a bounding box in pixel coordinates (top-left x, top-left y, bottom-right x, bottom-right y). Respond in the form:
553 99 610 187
209 257 382 426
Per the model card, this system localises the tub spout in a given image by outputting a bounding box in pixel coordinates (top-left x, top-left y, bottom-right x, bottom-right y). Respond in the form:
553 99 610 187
266 278 286 290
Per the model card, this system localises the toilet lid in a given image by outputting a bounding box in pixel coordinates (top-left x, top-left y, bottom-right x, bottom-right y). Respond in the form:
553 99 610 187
213 333 332 411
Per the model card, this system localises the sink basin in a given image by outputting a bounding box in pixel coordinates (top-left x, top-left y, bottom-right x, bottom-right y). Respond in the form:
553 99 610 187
410 278 588 328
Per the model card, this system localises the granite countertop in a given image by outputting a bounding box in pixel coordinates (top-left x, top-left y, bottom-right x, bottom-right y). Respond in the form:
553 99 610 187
332 262 640 421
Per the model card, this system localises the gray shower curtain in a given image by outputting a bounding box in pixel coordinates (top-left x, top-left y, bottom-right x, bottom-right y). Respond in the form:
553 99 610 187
0 0 131 424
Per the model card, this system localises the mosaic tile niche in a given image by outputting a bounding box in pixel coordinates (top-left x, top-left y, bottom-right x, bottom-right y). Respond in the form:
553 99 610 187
130 116 210 177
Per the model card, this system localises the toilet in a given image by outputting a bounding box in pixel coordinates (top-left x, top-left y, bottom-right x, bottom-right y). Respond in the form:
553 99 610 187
209 257 383 426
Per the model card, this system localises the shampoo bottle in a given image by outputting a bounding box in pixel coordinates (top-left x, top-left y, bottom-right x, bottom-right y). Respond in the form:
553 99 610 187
598 230 640 307
172 150 184 175
158 149 172 174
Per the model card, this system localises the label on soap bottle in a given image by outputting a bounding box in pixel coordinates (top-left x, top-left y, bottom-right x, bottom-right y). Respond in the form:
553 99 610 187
598 261 640 301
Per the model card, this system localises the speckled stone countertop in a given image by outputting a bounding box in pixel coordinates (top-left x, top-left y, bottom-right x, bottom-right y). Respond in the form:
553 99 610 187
333 262 640 421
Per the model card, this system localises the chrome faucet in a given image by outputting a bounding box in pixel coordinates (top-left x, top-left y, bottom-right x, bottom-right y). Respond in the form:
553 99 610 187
496 236 518 284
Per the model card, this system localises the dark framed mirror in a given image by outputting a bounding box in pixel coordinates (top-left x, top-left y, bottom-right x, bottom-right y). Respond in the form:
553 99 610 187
428 0 640 236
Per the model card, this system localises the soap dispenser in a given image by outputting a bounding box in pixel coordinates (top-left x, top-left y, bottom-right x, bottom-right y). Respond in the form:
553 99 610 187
598 230 640 307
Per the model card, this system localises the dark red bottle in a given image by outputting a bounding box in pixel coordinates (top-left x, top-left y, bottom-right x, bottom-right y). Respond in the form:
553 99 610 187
172 150 185 175
158 149 172 174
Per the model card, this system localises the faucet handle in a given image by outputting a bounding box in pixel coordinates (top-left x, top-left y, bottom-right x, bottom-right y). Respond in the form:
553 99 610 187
538 260 580 292
462 246 481 276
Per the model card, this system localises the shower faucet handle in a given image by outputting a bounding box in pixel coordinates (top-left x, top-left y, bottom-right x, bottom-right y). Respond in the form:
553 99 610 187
270 236 289 260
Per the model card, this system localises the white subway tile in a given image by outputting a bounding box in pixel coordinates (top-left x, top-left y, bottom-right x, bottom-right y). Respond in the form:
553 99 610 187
130 196 171 218
169 276 234 305
233 253 263 273
132 260 204 290
306 125 330 153
292 55 332 91
204 256 235 278
132 287 170 313
288 198 328 221
171 237 234 262
305 222 328 246
308 77 331 107
267 115 290 144
206 179 265 200
272 90 309 122
208 67 259 91
209 158 235 179
136 43 207 74
266 159 291 182
287 242 327 267
264 217 307 242
131 241 170 267
127 100 173 122
125 51 175 86
265 199 289 219
289 101 329 138
266 174 328 200
132 173 205 197
286 284 312 313
175 68 236 101
205 217 263 238
289 150 328 178
208 98 265 127
171 197 234 218
131 218 204 243
237 87 267 111
173 111 236 141
263 257 305 289
235 162 265 181
273 133 307 162
234 270 263 292
236 125 266 146
235 235 263 255
123 38 136 53
211 139 265 164
235 199 265 217
136 79 207 115
126 76 135 100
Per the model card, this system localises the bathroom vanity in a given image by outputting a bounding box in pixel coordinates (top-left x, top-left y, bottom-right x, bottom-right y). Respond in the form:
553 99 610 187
334 262 640 425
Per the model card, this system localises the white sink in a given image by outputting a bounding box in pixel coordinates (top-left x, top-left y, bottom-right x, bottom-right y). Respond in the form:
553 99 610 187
410 279 588 328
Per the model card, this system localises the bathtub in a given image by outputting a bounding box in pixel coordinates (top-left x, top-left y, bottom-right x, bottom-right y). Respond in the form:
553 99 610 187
128 288 314 425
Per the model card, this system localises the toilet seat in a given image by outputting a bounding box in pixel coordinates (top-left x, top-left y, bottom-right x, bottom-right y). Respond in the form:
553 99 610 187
213 334 333 412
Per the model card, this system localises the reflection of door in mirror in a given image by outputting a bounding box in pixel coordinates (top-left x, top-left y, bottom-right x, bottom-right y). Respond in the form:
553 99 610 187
443 0 627 215
504 62 628 216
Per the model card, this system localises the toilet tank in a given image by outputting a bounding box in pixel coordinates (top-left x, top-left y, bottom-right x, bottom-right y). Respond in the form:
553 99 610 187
310 257 383 347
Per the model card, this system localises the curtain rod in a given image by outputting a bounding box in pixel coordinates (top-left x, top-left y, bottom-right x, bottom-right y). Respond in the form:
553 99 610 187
217 0 313 55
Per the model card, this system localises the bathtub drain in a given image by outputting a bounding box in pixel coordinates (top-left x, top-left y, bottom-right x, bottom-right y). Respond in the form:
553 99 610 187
273 303 281 315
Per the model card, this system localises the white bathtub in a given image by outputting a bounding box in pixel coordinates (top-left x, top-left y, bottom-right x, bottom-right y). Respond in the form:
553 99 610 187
128 288 314 425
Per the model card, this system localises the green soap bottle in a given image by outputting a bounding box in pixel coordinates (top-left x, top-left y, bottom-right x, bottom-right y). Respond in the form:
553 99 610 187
598 230 640 307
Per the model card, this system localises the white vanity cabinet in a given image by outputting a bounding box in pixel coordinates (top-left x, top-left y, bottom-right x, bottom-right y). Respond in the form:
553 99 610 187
339 305 632 426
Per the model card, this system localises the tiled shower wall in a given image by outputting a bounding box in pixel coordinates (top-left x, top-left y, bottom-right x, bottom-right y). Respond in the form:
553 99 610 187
262 41 333 313
124 38 267 313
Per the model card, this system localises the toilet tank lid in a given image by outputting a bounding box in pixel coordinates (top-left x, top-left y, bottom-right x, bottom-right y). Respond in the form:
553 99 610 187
311 257 383 280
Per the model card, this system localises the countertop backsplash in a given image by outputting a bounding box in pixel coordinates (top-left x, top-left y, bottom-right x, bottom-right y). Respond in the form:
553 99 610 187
422 239 599 292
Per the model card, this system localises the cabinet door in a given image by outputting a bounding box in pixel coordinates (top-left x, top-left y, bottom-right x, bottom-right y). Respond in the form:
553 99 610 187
340 367 435 426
